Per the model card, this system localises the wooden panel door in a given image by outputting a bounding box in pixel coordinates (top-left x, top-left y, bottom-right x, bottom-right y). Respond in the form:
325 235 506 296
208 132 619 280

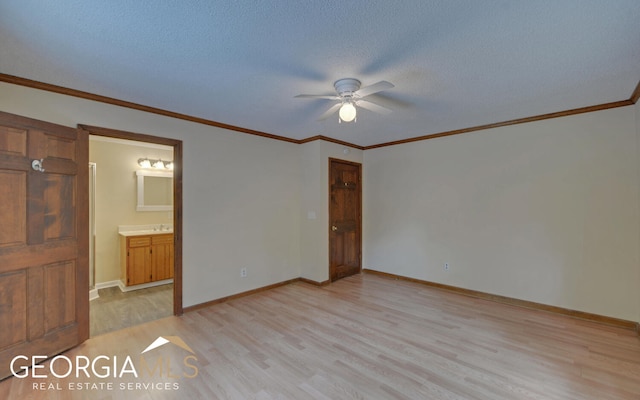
329 158 362 281
0 111 88 379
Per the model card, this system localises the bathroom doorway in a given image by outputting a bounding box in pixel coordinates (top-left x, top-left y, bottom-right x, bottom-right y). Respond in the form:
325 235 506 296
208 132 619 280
83 125 182 337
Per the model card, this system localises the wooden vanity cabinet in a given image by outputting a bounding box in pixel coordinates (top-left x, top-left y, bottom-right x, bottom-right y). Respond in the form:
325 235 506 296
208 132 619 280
120 234 174 287
151 234 174 281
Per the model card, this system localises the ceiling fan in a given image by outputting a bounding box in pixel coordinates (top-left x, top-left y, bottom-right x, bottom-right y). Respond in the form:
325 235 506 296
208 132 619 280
295 78 394 123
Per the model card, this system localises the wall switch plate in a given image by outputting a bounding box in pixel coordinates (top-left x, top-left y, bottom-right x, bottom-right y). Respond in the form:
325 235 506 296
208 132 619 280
240 267 247 278
444 263 449 271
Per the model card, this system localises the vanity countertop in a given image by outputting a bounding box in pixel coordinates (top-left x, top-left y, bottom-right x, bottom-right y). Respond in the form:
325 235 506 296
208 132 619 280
118 224 173 237
118 230 173 237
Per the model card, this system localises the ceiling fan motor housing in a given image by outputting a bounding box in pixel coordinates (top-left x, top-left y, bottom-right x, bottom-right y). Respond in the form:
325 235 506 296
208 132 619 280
334 78 361 98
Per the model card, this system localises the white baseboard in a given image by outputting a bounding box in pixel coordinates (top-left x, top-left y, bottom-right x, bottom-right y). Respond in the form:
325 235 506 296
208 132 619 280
90 280 121 301
95 280 121 290
93 279 173 294
118 279 173 292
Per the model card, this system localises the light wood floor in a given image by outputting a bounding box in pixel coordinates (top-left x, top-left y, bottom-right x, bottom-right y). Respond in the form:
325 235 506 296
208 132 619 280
2 273 639 399
90 284 173 337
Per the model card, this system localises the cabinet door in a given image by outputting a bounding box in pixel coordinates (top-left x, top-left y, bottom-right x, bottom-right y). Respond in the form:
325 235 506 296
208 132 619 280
127 237 151 285
151 235 173 281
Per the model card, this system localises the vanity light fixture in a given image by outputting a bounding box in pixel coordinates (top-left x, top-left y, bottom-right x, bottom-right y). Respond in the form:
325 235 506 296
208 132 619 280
153 159 165 169
138 158 174 170
138 158 152 168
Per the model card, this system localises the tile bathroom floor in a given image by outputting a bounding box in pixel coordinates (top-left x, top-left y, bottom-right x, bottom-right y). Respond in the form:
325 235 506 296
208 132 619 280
89 283 173 337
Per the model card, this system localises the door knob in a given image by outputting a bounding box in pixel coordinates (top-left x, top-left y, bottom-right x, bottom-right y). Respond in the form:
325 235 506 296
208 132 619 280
331 225 338 231
31 159 45 172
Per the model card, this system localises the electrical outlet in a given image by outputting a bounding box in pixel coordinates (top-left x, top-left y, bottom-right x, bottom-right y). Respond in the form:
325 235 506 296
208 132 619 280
240 267 247 278
444 263 449 271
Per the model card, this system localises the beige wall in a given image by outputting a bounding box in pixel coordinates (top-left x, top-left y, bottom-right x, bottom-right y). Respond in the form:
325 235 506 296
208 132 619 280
0 82 302 308
364 105 640 322
299 141 363 282
89 137 173 284
1 81 638 322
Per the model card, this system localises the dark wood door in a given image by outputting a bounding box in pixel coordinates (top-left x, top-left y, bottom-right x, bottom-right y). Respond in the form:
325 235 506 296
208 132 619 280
329 158 362 281
0 112 88 379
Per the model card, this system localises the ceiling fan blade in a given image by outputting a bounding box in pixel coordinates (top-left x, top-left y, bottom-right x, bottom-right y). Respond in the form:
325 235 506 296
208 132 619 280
295 94 340 100
355 81 394 98
317 103 342 120
357 99 392 115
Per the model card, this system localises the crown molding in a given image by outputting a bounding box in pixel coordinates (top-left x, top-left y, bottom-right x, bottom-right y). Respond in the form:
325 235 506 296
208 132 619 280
299 135 364 150
1 73 638 151
0 73 299 145
630 80 640 104
364 97 635 150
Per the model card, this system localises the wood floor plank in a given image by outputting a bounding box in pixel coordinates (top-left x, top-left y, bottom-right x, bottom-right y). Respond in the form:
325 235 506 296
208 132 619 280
1 273 639 399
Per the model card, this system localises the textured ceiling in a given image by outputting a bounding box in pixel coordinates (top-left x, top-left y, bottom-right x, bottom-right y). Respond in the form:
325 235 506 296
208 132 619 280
1 1 639 147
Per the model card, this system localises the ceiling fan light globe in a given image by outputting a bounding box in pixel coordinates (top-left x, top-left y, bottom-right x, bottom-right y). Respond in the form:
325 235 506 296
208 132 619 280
339 103 357 122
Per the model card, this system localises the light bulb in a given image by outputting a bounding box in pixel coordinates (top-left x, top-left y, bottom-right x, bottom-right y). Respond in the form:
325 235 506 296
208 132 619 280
138 158 151 168
165 161 174 170
153 160 165 169
339 102 356 122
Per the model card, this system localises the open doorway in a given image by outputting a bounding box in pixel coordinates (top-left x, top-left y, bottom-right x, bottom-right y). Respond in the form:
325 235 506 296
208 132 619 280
80 125 182 337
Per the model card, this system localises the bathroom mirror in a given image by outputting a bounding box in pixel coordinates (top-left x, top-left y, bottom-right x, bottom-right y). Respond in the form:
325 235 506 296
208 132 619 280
136 170 173 211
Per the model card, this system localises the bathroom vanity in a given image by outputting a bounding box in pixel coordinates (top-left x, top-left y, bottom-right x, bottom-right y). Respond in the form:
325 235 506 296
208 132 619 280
119 226 174 289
